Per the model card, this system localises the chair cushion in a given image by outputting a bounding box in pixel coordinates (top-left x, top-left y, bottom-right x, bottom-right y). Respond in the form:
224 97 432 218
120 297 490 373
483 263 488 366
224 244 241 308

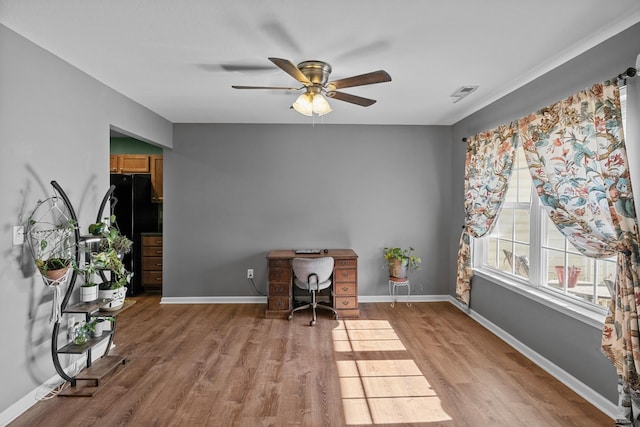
292 257 334 291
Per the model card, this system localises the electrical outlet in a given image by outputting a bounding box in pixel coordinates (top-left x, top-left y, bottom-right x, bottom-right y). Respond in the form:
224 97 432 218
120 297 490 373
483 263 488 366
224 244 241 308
13 225 24 245
247 268 254 279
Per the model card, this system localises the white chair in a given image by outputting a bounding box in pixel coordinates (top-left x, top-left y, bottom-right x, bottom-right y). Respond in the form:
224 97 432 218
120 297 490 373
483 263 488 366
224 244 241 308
288 257 338 326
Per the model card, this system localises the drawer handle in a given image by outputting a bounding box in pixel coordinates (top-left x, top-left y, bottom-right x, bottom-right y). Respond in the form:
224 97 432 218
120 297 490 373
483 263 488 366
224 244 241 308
339 260 349 265
156 251 162 254
275 286 284 293
155 240 162 244
341 300 350 306
156 278 161 281
342 287 349 292
341 272 349 277
156 263 162 266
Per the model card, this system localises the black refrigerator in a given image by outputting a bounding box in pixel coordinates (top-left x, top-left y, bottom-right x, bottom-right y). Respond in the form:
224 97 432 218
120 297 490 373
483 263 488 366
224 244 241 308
110 174 160 296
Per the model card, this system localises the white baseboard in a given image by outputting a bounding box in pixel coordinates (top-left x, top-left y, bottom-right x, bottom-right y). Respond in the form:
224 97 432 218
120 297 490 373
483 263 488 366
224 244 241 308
160 296 268 304
160 294 450 305
447 296 616 420
359 294 450 303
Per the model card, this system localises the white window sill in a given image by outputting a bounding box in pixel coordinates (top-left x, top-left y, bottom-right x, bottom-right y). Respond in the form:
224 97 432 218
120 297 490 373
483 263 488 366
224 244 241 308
473 268 607 330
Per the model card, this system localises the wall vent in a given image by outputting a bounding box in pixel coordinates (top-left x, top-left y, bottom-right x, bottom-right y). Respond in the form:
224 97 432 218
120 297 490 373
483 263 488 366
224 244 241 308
450 86 479 103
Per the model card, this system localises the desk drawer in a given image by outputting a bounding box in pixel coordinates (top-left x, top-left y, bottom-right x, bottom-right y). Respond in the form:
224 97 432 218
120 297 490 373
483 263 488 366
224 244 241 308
143 246 163 257
142 236 163 247
335 296 357 310
334 282 357 296
269 259 291 269
142 256 163 271
269 268 291 283
142 271 162 285
334 268 357 283
268 297 291 311
334 258 357 268
269 283 290 297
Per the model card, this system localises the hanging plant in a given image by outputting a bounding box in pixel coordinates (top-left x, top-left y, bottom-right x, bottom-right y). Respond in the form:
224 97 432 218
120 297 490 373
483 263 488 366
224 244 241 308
27 205 77 283
25 193 79 323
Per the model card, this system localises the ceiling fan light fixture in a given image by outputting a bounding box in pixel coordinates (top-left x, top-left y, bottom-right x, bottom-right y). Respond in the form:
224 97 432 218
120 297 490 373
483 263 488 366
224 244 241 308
312 93 332 116
292 93 313 116
292 92 332 117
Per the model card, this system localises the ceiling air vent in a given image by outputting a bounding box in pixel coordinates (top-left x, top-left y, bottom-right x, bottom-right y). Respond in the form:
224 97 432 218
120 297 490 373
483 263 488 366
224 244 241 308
450 85 478 103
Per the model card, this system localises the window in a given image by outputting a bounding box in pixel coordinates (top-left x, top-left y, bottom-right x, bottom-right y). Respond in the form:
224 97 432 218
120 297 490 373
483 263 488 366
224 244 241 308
478 144 616 310
484 147 531 280
477 85 627 311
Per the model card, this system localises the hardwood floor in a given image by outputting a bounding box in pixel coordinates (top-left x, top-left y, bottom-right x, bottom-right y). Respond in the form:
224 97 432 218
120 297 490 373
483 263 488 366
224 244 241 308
9 296 612 426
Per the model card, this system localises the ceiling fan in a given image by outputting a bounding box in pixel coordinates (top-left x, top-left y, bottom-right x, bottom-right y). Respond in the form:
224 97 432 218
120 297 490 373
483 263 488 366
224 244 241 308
232 57 391 116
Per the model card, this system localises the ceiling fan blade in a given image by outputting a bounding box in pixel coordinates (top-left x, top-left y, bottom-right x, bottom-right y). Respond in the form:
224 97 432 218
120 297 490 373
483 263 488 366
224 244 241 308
326 91 377 107
232 85 300 90
268 57 311 85
327 70 391 90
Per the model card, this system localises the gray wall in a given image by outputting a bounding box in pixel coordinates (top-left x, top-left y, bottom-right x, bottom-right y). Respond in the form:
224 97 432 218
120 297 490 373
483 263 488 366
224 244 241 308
165 124 453 298
450 22 640 405
0 24 171 414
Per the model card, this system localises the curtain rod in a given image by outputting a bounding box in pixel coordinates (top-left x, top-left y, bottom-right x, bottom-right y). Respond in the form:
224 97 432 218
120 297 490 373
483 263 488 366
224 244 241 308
461 66 638 142
618 67 637 80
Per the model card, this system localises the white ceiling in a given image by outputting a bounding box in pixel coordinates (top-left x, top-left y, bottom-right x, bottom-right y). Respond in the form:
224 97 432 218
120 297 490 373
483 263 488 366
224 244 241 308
2 1 640 125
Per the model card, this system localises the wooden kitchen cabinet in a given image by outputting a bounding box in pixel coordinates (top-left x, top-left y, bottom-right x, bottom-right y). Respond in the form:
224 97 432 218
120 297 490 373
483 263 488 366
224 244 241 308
150 155 163 202
110 154 163 203
141 234 163 291
110 154 150 174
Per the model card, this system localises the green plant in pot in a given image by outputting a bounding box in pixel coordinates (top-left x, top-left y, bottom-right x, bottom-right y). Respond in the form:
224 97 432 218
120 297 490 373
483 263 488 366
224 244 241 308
72 321 90 346
30 219 76 282
87 316 114 337
79 280 99 302
384 247 421 279
89 216 133 256
87 216 133 310
74 260 99 302
35 257 72 281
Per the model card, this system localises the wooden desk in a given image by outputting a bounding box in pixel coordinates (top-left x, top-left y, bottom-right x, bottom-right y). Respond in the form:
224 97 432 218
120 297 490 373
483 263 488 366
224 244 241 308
266 249 359 319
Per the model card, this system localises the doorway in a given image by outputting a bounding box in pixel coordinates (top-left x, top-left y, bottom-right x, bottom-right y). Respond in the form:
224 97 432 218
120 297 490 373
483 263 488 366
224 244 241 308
109 129 163 296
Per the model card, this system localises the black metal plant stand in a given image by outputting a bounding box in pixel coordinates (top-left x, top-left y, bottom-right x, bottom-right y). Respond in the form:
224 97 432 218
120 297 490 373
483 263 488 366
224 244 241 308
30 181 130 395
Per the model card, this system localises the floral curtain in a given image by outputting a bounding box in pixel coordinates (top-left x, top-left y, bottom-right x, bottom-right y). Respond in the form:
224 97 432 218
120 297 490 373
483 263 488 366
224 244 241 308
455 123 519 305
518 79 640 425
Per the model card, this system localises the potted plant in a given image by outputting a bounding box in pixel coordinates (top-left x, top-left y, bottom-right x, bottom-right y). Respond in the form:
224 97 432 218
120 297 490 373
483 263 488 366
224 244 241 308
73 259 99 302
89 217 133 256
71 321 90 345
555 265 582 288
384 247 421 279
87 317 113 337
35 257 72 281
87 216 133 311
79 280 99 302
28 219 76 283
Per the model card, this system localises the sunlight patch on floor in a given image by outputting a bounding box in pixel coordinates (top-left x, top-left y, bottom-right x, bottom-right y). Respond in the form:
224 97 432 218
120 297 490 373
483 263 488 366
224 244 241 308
334 319 452 425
